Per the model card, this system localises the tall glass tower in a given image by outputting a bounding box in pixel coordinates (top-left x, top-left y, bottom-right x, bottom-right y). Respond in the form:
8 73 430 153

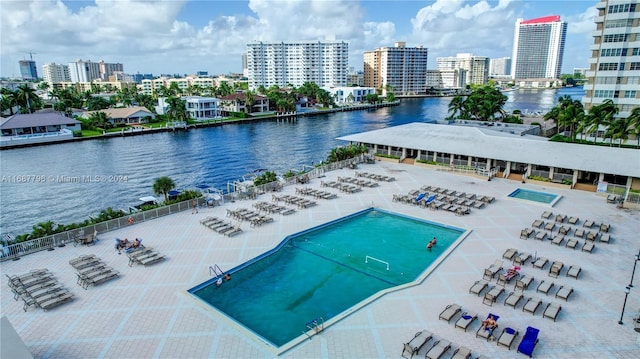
511 15 567 80
19 60 38 80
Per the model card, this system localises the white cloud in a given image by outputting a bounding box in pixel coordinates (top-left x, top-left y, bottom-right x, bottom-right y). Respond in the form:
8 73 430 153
410 0 520 64
565 5 598 34
0 0 598 76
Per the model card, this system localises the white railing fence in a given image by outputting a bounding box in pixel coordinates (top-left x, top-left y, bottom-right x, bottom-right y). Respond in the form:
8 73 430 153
1 156 367 261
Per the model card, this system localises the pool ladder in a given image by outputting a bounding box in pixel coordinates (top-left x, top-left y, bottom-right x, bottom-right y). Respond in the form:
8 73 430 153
302 317 325 339
209 264 224 278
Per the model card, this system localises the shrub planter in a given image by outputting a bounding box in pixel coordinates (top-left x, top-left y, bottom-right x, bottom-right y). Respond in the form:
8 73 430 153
374 155 400 163
525 179 572 190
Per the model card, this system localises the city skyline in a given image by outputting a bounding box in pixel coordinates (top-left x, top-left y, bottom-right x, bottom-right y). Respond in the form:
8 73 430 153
1 0 598 78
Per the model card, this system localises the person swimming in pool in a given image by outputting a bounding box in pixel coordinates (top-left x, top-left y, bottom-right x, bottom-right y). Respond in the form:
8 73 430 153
426 237 437 251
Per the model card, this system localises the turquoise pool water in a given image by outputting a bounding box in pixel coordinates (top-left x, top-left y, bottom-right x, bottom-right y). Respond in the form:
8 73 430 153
508 188 560 205
188 208 465 350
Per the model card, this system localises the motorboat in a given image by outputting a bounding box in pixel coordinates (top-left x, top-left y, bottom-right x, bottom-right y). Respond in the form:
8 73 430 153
128 196 159 213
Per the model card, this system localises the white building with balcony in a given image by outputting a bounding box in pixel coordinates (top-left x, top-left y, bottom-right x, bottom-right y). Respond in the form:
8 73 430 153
42 63 71 84
322 87 375 104
247 41 349 90
183 96 222 120
582 0 640 117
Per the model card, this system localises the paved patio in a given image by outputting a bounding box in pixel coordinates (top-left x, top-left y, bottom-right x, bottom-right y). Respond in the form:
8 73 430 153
1 161 639 359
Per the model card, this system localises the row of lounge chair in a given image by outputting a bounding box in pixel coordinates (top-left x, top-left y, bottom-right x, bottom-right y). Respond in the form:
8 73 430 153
226 208 274 228
295 187 338 200
7 268 74 312
320 180 361 193
420 185 495 204
502 249 582 279
540 211 611 233
530 219 611 244
392 192 473 216
253 201 295 215
401 329 476 359
435 304 540 357
69 254 119 289
200 216 243 236
471 279 565 320
272 194 318 208
127 247 166 267
337 176 379 188
354 171 395 182
521 227 598 253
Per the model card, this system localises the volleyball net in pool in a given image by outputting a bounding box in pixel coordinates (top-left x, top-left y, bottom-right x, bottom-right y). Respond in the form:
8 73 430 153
289 237 410 285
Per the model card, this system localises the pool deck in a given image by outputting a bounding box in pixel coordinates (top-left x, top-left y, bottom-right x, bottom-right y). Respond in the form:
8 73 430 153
1 161 639 358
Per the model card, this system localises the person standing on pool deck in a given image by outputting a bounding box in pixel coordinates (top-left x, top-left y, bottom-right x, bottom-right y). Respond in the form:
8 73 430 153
192 198 199 214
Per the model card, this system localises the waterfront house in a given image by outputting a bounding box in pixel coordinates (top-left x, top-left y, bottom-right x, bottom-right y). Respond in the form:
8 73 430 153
0 112 81 147
183 96 222 121
323 86 375 104
219 93 269 114
82 106 155 125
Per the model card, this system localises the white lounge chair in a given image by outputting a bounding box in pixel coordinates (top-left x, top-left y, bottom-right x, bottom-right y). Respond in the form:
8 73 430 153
469 280 489 296
425 339 451 359
543 302 562 321
566 265 582 279
401 330 433 359
455 312 478 332
555 286 574 301
439 303 462 322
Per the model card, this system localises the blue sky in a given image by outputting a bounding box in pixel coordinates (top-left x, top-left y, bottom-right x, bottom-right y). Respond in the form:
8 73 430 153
1 0 598 78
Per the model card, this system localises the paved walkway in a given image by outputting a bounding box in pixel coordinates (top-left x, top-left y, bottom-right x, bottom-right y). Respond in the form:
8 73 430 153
1 161 639 358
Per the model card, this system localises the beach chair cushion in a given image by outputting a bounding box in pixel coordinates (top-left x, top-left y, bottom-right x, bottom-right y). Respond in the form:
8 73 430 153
517 326 540 357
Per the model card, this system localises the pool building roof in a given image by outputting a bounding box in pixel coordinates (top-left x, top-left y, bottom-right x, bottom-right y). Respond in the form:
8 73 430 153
337 122 640 178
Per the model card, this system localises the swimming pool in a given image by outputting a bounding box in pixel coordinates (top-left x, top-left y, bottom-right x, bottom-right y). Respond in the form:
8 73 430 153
508 188 561 206
188 208 467 353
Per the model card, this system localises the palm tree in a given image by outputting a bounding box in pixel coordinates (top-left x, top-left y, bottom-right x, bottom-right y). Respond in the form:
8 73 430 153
16 84 40 113
86 111 111 130
31 220 59 238
153 176 176 203
166 96 189 121
217 81 232 97
626 107 640 146
586 99 619 144
605 117 631 147
447 95 465 120
0 88 18 115
244 90 255 114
